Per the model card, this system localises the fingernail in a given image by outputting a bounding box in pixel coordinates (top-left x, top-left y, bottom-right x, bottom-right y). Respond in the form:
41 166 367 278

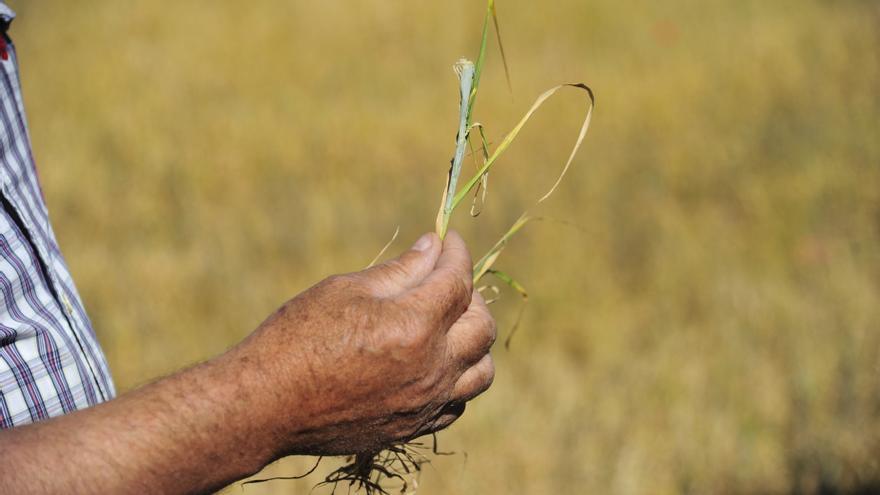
412 233 433 252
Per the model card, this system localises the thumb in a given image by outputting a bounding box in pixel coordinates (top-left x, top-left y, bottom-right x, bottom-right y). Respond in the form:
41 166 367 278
357 232 442 297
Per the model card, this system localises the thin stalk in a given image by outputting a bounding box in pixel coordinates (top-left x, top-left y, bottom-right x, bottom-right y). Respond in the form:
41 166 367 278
469 0 510 123
436 60 476 238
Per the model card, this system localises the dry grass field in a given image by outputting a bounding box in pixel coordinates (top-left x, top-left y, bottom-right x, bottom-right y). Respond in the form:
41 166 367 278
9 0 880 493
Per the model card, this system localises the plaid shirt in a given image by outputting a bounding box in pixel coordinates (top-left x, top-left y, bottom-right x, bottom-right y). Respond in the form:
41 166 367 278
0 3 115 428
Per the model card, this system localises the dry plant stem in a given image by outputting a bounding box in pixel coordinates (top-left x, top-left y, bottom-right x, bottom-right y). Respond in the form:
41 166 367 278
436 60 475 239
465 83 594 296
367 226 400 268
450 83 595 214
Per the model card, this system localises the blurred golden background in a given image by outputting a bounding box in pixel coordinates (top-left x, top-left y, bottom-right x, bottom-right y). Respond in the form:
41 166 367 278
10 0 880 493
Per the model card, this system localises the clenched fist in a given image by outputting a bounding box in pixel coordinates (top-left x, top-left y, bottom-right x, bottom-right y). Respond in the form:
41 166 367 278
232 231 497 457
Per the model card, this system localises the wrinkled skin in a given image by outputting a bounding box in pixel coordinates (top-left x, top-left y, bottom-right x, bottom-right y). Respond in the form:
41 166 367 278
0 231 496 495
235 230 497 457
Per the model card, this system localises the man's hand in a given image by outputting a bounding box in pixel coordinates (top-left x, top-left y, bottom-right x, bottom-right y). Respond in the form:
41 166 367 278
0 231 496 495
237 230 496 456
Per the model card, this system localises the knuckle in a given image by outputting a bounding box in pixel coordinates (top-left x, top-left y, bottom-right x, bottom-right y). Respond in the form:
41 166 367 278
380 259 410 280
457 306 496 353
444 273 472 318
383 314 430 353
460 270 474 295
382 328 414 353
396 328 428 351
483 314 498 348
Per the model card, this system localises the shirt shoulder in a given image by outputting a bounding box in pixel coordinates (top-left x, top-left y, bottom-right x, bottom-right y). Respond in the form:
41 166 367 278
0 3 13 25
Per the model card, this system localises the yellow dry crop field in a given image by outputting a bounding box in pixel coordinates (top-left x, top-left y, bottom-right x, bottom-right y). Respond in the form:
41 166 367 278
10 0 880 493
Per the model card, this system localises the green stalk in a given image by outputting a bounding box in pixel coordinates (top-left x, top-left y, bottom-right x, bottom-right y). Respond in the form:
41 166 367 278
469 0 510 122
436 60 475 239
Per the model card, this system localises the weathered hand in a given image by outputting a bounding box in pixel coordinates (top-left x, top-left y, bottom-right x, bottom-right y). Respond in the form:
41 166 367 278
0 231 493 494
236 231 496 457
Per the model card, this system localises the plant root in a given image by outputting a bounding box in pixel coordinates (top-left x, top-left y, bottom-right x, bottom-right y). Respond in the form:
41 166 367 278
316 435 452 495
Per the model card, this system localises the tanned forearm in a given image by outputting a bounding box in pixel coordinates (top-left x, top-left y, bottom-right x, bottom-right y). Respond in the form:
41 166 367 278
0 232 497 495
0 349 280 494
